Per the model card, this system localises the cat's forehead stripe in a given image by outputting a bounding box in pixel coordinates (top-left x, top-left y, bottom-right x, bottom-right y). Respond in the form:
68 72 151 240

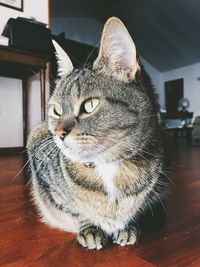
61 71 81 101
74 72 81 99
69 71 83 98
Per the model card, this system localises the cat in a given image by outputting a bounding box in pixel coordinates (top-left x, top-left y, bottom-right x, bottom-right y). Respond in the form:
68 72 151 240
27 17 167 250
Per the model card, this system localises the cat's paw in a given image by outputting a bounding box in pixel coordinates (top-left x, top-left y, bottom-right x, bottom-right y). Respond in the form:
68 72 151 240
112 227 141 246
77 225 110 250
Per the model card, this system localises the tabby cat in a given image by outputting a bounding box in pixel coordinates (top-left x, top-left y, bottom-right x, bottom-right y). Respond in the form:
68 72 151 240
27 17 167 250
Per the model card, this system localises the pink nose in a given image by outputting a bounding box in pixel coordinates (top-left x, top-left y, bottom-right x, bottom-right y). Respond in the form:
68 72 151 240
55 130 67 139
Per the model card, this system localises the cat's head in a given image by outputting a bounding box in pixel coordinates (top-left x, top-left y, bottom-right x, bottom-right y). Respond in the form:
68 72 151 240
48 17 157 164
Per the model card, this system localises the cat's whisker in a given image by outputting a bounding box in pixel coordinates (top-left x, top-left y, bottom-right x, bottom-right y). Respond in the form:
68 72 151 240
35 144 58 175
100 136 144 158
153 193 167 213
140 149 161 159
159 171 174 186
27 140 55 167
19 148 28 155
28 139 54 157
25 177 32 189
81 40 100 69
29 69 56 89
26 147 60 188
107 135 161 160
28 136 53 150
148 202 154 217
13 138 55 181
12 159 31 181
31 139 54 154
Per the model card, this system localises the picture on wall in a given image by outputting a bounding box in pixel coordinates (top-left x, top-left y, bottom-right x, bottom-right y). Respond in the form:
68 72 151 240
165 78 183 113
0 0 23 11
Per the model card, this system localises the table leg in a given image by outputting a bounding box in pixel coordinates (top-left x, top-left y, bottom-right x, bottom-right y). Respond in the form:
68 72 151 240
22 79 28 147
40 68 46 121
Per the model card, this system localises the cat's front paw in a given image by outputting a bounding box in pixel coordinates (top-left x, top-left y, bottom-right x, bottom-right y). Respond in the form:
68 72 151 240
112 226 141 246
77 225 110 250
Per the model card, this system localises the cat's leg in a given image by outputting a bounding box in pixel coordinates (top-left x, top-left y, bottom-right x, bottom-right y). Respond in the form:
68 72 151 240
32 178 78 232
77 218 111 250
112 224 141 246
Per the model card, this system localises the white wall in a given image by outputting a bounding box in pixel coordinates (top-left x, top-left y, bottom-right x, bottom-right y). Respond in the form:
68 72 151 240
141 57 162 105
0 0 49 147
141 60 200 116
161 63 200 116
0 78 23 147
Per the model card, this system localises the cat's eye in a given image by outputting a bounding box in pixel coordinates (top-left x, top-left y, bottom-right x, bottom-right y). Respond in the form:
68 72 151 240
49 103 62 118
83 98 100 114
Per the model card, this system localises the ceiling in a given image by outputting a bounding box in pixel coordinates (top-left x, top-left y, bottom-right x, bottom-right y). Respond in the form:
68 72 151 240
50 0 200 72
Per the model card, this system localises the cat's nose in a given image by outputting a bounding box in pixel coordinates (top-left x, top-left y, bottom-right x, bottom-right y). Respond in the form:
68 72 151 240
63 121 76 135
56 130 67 139
56 120 76 139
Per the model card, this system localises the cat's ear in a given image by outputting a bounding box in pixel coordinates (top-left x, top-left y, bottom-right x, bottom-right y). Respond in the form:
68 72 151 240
93 17 140 82
52 40 74 76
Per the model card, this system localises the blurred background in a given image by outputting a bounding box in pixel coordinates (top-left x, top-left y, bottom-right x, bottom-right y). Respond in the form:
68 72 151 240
0 0 200 149
50 0 200 115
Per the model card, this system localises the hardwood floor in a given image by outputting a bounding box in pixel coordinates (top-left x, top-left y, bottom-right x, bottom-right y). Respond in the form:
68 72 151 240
0 143 200 266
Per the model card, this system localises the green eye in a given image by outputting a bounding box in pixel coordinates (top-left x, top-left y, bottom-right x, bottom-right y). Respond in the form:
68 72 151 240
84 98 100 114
49 103 62 118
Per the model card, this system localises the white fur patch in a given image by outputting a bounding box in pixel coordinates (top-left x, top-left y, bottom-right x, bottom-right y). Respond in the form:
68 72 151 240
54 135 120 197
95 161 119 197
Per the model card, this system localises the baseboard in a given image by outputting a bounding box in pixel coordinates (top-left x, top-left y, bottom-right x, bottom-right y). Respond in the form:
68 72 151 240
0 147 25 156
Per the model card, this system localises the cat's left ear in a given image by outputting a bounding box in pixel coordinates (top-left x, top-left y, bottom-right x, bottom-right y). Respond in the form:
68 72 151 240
52 40 74 76
93 17 140 82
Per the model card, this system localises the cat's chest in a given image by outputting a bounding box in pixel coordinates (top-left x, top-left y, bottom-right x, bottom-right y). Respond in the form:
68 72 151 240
73 162 137 199
67 160 121 197
94 161 120 197
64 158 140 198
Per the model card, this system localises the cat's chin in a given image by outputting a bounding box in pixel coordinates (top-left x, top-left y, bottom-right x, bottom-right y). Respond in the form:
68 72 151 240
53 135 103 165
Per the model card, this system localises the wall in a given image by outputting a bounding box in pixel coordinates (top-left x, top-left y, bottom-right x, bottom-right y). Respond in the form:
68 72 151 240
2 7 200 147
0 0 49 147
1 11 161 147
0 78 23 147
51 17 102 46
161 63 200 117
141 57 162 105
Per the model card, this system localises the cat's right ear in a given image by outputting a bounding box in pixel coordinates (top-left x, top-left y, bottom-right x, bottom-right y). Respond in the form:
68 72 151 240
93 17 140 82
52 40 74 76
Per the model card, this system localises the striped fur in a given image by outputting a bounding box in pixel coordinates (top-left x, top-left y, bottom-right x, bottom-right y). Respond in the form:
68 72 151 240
27 17 167 250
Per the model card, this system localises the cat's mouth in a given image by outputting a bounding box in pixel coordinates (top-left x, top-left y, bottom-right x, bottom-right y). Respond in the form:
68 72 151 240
53 134 108 164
